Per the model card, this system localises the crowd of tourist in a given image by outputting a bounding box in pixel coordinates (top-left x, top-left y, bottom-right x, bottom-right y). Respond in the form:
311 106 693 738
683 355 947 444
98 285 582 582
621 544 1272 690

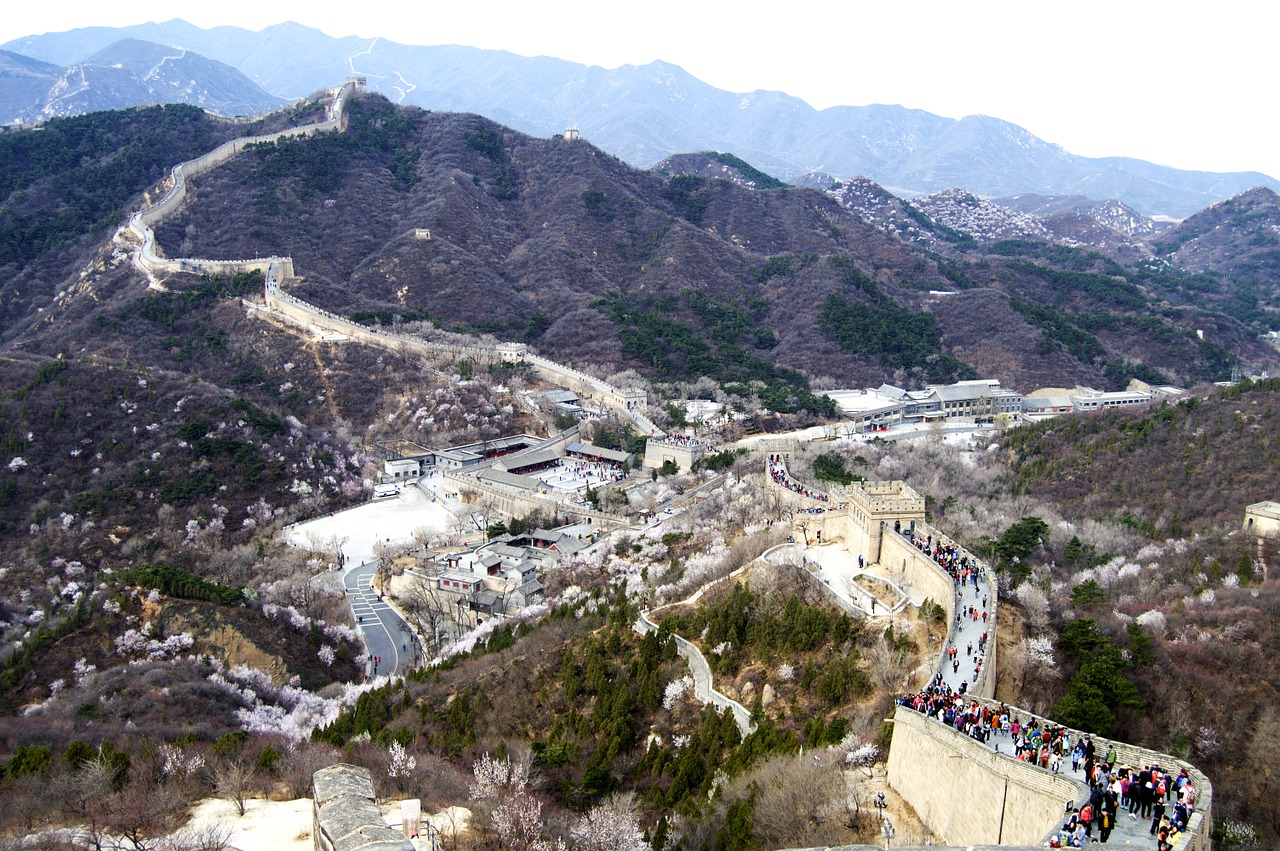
768 460 829 502
545 458 626 490
905 526 986 587
897 682 1200 850
655 434 707 448
767 453 1202 851
946 625 989 684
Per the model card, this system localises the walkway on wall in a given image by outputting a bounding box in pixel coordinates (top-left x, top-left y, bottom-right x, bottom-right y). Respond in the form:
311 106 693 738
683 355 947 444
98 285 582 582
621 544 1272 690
634 612 755 738
885 525 994 697
766 459 1210 850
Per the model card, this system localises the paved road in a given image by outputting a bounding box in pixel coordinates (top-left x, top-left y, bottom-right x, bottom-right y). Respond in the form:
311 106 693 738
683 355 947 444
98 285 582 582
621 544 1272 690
344 562 418 678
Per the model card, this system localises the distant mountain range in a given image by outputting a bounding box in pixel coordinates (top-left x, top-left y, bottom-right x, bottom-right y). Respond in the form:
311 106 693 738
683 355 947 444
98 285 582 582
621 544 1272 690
4 20 1277 219
0 37 284 121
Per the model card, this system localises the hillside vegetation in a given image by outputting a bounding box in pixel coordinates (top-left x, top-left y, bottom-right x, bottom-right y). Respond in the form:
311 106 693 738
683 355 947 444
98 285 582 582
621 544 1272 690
1002 378 1280 535
148 93 1278 394
2 85 1280 851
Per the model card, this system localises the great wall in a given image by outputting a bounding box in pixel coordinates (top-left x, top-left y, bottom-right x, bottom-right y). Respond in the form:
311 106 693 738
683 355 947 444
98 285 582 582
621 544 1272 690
758 454 1212 851
115 82 1213 851
120 78 662 440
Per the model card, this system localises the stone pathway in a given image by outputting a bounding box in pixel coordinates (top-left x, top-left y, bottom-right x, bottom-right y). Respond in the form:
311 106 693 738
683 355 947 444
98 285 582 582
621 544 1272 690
978 724 1166 847
939 562 993 695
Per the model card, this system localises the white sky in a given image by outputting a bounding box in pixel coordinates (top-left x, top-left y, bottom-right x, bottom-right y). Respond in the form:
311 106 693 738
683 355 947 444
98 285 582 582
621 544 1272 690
4 0 1278 180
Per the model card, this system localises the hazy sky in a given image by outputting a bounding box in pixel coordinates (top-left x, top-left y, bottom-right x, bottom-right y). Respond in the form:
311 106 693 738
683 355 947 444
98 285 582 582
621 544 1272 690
4 0 1277 179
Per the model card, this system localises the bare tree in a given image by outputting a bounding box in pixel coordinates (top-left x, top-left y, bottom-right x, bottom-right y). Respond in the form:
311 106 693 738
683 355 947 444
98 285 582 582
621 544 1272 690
371 541 411 596
280 743 343 799
412 525 443 551
401 572 456 654
104 778 186 851
721 753 848 849
210 758 256 817
52 759 115 851
170 819 235 851
448 505 475 542
869 644 915 693
269 573 323 619
472 494 501 533
0 772 48 836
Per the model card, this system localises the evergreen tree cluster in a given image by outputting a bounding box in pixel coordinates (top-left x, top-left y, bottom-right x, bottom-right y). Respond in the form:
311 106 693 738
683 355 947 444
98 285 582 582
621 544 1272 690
819 294 976 384
599 294 834 416
665 584 862 706
0 104 228 272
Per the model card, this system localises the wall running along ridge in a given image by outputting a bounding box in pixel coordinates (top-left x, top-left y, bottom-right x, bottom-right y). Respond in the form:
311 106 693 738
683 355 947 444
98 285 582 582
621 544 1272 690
123 79 662 438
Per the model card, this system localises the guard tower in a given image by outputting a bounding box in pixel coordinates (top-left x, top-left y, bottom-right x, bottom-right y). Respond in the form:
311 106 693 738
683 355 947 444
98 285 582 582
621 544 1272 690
497 342 528 363
1245 501 1280 579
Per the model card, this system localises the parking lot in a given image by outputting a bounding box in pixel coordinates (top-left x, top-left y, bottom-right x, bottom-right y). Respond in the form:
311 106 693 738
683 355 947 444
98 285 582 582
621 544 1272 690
285 482 452 565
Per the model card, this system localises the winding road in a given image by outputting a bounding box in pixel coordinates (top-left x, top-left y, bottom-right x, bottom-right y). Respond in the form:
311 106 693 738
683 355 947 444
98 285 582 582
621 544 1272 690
344 562 418 678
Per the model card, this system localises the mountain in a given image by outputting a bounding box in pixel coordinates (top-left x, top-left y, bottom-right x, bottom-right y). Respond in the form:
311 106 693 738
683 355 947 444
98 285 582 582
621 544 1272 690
1155 187 1280 280
995 195 1164 238
0 50 60 118
0 37 286 123
2 84 1280 846
3 20 1277 218
652 152 791 190
114 94 1272 391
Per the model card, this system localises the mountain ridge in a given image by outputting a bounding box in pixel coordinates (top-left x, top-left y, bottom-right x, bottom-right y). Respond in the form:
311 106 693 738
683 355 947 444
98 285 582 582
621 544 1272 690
3 20 1276 218
0 35 286 123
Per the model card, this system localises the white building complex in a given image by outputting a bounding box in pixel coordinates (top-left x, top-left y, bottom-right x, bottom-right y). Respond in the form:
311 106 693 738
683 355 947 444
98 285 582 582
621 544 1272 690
828 379 1184 432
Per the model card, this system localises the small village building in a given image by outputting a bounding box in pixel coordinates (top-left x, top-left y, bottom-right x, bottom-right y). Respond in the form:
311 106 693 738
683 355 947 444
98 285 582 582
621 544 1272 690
508 579 545 609
528 528 570 550
468 589 505 616
826 388 905 431
476 468 542 493
438 572 482 594
565 441 631 467
1071 387 1153 412
496 447 563 476
383 457 421 479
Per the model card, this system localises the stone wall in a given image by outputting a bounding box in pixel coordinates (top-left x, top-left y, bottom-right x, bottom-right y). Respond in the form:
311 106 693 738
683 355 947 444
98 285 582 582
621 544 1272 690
267 289 495 362
130 82 355 279
443 470 627 528
525 353 661 436
312 763 412 851
965 697 1213 851
126 78 662 440
635 613 754 737
886 708 1084 846
879 525 997 699
644 440 704 473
